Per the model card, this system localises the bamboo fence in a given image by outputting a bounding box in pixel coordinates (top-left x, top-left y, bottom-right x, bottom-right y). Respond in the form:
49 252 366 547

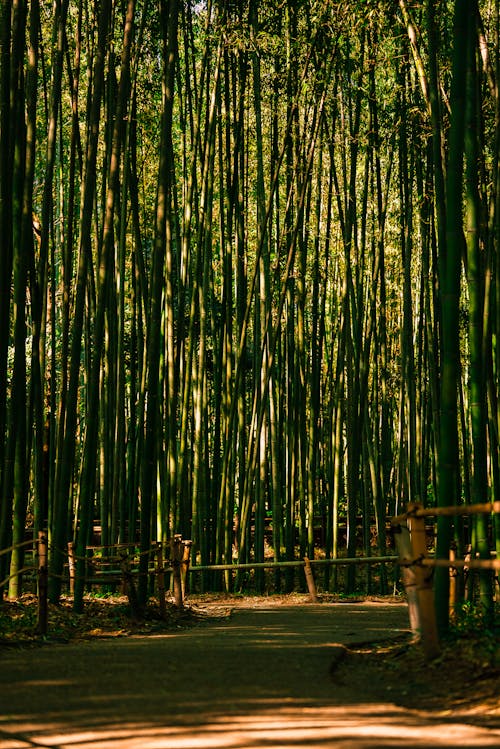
1 500 498 646
391 501 500 659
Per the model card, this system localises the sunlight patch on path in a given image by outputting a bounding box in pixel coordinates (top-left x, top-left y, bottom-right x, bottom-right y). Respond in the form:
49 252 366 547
3 704 500 749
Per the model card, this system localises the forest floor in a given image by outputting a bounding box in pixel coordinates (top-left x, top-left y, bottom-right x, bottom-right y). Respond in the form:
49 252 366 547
0 592 499 748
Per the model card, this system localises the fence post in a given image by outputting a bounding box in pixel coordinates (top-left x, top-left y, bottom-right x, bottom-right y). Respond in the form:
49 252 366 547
407 502 440 660
392 521 420 634
171 534 183 608
181 540 192 602
304 557 318 603
37 532 48 636
119 551 141 619
67 541 75 595
449 543 458 622
155 543 167 618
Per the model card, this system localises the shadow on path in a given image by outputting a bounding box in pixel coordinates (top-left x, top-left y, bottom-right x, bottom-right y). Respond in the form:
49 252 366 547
1 602 498 748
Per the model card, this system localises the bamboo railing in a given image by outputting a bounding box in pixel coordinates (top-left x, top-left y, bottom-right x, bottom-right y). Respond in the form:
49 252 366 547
4 501 498 645
0 533 194 635
0 532 400 636
391 501 500 660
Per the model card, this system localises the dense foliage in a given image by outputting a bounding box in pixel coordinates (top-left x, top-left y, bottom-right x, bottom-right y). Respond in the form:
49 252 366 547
0 0 499 628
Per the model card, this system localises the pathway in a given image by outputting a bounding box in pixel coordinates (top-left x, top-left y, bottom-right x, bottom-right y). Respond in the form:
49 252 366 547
1 601 499 748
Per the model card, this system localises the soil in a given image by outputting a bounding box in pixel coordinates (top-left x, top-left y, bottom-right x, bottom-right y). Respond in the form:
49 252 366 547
0 593 499 748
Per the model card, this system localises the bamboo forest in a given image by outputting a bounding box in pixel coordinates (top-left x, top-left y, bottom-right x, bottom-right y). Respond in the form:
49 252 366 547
1 0 500 637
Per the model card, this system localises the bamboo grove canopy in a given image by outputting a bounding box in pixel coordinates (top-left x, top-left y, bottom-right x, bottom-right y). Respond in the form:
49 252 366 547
0 0 499 630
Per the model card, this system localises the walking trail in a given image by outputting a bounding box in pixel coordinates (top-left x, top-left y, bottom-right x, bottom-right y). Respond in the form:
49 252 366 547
1 599 499 748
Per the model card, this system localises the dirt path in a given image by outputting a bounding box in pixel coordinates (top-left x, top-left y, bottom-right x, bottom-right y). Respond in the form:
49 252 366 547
1 600 499 748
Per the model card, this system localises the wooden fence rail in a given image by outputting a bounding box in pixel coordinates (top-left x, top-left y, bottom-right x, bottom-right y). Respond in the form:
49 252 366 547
1 534 195 634
1 531 400 636
393 501 500 521
0 533 49 634
0 538 35 558
189 555 398 603
188 555 398 572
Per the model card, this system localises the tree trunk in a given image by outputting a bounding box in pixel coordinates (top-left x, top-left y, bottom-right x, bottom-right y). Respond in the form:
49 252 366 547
138 0 179 607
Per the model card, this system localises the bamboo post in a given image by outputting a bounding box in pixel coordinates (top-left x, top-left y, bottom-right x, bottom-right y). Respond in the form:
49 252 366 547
67 541 75 595
181 540 192 602
37 532 48 636
407 503 440 659
156 543 167 619
119 551 141 619
86 547 94 594
449 543 458 622
392 522 420 634
304 557 318 603
171 534 183 608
